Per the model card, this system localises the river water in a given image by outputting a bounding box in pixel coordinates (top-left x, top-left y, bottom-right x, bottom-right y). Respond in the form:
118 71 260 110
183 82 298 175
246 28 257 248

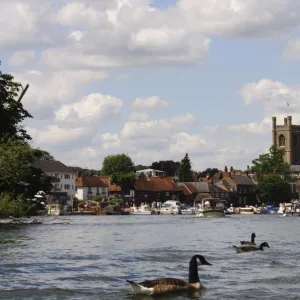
0 214 299 300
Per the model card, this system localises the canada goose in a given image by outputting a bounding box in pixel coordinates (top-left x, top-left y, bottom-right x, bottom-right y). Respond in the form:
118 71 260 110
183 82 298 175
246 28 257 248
233 242 270 253
127 254 212 295
240 233 256 245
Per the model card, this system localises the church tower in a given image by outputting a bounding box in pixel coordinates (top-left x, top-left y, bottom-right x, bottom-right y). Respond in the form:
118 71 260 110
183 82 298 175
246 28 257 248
272 116 300 165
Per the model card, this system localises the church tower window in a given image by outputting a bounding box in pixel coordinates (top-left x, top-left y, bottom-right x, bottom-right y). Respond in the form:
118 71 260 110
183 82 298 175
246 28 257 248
279 135 285 147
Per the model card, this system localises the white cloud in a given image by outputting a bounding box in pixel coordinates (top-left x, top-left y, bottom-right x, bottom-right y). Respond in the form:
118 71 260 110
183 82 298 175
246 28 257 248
120 114 196 139
26 125 85 145
13 70 109 118
55 2 109 28
231 79 300 135
5 0 300 171
55 93 123 125
132 96 168 109
8 51 36 67
282 38 300 60
129 112 149 121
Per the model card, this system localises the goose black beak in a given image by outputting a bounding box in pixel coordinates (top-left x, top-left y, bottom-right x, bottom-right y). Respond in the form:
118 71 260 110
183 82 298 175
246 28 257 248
205 262 212 266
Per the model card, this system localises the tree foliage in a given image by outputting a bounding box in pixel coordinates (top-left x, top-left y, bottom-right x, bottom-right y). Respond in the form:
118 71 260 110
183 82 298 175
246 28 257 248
135 164 150 171
178 153 193 182
255 174 292 204
0 139 55 198
251 146 290 175
199 168 220 178
0 193 35 219
71 166 98 176
150 160 180 176
100 154 136 196
0 139 34 193
0 72 32 141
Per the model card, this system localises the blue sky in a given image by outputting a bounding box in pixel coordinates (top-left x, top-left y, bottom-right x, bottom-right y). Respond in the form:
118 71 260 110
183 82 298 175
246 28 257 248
2 0 300 170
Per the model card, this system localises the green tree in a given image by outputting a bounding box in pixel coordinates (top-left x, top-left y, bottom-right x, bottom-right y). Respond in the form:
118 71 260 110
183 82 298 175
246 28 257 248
251 145 290 176
255 174 292 204
0 139 55 197
100 154 136 199
150 160 181 176
199 168 220 178
31 148 54 160
135 164 150 171
0 139 34 194
178 153 193 182
0 72 32 141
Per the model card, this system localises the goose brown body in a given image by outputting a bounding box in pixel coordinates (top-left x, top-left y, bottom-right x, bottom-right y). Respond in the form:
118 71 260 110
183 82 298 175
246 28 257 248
127 255 211 295
233 242 270 253
240 233 256 245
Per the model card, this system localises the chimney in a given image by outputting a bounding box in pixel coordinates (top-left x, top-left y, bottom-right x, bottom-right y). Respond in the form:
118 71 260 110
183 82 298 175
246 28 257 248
287 116 292 127
284 118 287 126
230 166 234 175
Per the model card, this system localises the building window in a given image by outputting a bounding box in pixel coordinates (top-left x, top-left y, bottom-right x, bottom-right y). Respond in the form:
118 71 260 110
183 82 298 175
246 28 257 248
165 192 169 196
239 196 242 205
279 135 285 147
72 185 73 190
64 184 70 189
65 174 70 179
244 187 247 193
88 187 92 192
55 173 59 178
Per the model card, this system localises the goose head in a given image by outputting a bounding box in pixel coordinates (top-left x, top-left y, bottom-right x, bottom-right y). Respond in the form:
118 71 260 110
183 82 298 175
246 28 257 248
195 255 212 266
260 242 270 248
251 233 256 238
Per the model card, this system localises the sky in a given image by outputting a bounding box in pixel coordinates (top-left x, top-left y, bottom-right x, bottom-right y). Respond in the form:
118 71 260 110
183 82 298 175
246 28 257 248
2 0 300 171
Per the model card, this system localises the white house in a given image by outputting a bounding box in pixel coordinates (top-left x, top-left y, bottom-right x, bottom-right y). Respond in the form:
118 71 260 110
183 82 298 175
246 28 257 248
32 160 76 204
136 168 165 178
75 176 109 200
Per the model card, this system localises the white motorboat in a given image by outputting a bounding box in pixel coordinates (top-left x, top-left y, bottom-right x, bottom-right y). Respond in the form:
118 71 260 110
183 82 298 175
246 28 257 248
196 198 225 218
181 206 197 215
129 204 152 215
46 204 72 216
278 202 300 216
159 200 182 215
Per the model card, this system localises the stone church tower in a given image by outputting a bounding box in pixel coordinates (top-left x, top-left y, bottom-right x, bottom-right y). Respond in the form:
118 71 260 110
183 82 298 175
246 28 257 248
272 116 300 165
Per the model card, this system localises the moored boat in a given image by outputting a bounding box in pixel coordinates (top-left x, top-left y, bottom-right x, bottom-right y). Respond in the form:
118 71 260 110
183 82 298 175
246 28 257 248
159 200 182 215
239 207 255 215
129 204 152 215
196 198 225 218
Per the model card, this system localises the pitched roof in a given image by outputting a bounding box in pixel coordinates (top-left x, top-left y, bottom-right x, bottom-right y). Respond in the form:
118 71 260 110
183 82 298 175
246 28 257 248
135 177 182 192
182 183 199 194
230 175 255 185
179 184 191 195
32 160 75 173
98 176 121 192
76 176 108 188
214 184 230 192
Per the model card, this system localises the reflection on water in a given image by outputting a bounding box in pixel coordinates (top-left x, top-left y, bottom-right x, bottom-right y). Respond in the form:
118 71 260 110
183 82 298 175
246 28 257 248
0 215 300 299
